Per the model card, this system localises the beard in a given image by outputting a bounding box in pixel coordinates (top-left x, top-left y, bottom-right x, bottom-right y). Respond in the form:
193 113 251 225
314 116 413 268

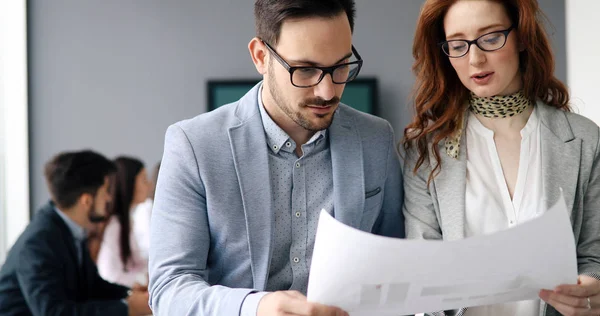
87 200 108 224
267 63 339 132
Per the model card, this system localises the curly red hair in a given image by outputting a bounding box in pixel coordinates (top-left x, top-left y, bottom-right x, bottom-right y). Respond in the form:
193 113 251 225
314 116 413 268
403 0 570 183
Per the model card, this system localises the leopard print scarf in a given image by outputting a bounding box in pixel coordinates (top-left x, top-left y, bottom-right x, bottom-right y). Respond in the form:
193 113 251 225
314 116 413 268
445 90 534 159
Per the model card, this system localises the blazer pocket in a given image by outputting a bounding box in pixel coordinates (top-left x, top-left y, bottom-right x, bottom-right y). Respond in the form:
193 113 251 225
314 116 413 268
361 187 383 230
365 187 382 199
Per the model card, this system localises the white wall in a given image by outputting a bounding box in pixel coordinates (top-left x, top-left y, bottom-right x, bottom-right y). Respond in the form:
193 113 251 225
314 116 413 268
566 0 600 123
27 0 567 212
27 0 423 210
0 0 29 260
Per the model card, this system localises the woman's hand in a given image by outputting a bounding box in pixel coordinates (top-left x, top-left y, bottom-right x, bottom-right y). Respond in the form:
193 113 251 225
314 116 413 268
540 275 600 316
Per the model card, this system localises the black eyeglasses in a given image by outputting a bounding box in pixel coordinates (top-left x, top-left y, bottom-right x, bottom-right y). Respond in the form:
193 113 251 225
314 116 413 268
439 25 515 58
262 40 363 88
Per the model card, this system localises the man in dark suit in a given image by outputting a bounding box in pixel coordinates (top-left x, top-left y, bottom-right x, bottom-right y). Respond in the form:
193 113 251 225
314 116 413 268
0 150 152 316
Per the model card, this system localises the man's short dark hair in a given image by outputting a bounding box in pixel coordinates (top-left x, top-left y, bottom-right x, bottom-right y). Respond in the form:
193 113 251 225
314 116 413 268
254 0 356 45
44 150 116 209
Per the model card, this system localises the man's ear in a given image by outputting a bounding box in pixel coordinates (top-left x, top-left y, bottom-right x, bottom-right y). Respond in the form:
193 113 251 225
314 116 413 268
78 193 93 209
248 37 269 75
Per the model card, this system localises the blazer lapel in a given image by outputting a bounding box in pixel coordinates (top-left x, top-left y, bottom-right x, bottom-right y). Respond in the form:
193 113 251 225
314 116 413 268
537 102 581 218
431 103 582 239
228 83 273 291
432 124 468 241
329 107 365 228
45 204 81 270
44 204 87 294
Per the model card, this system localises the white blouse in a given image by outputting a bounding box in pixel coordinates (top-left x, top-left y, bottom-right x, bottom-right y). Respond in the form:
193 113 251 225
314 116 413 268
464 106 545 316
97 215 148 287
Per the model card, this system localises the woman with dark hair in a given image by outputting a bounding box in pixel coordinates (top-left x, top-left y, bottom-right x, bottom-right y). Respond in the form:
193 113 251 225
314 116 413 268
97 156 151 287
132 161 160 261
403 0 600 315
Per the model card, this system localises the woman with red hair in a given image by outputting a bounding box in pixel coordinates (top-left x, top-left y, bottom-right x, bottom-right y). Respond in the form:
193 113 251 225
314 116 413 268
403 0 600 315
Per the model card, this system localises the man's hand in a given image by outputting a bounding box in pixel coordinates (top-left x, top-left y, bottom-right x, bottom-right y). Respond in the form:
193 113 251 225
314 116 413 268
539 275 600 316
257 290 348 316
127 289 152 316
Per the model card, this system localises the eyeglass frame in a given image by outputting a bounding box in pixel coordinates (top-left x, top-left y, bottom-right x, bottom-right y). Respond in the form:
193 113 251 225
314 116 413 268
438 25 516 58
261 40 363 88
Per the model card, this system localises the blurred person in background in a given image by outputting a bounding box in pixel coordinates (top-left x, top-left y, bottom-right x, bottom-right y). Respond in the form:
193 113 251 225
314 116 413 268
0 150 151 316
132 161 160 261
97 156 151 288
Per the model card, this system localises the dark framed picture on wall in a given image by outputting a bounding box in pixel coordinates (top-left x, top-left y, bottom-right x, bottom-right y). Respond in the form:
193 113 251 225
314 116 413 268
207 78 379 115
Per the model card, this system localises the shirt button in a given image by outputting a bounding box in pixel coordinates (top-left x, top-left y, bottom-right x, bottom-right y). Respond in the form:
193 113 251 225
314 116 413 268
286 142 292 147
293 257 300 263
509 220 514 225
273 145 278 150
295 162 301 168
295 212 301 218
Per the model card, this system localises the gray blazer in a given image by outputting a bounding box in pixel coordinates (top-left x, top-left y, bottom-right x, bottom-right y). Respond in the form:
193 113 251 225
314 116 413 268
148 83 404 316
403 102 600 316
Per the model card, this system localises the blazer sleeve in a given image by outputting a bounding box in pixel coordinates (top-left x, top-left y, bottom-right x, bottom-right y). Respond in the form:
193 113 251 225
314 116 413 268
16 236 128 316
148 124 255 316
372 122 405 238
87 244 130 301
578 126 600 277
402 146 443 240
402 148 462 316
89 271 130 301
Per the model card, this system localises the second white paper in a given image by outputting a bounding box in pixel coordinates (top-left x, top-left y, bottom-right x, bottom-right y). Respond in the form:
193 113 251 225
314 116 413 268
307 195 577 316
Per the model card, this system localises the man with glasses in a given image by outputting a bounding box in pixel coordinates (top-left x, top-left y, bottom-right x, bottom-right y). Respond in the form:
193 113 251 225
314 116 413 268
148 1 404 315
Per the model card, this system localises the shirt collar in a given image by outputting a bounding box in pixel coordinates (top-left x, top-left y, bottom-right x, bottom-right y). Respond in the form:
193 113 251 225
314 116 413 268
257 84 327 154
519 104 540 139
53 207 87 242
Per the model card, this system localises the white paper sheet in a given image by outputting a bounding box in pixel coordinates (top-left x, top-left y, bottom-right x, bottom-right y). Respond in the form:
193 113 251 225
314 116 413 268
307 195 577 316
